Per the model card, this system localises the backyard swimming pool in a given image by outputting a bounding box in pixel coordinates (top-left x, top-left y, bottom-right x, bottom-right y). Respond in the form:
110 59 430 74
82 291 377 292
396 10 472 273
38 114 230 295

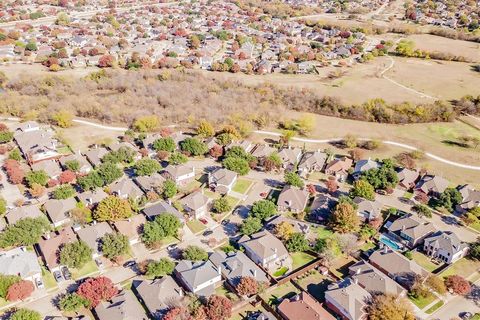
379 235 402 251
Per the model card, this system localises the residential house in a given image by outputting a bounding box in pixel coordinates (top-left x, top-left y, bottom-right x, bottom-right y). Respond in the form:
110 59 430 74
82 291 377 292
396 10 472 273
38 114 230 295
310 194 336 223
84 147 109 167
353 197 383 222
325 278 371 320
238 231 292 273
110 178 144 200
251 144 277 166
277 185 309 213
170 131 188 149
415 175 449 198
6 205 44 225
208 168 238 195
142 134 162 157
113 214 146 245
14 129 60 164
76 222 114 258
162 165 195 186
209 250 269 289
385 214 436 248
297 150 328 177
59 153 93 174
457 185 480 213
133 277 184 319
348 260 406 297
181 191 210 219
77 189 108 208
37 227 77 272
0 247 42 282
423 231 469 264
44 198 77 228
325 157 353 182
265 215 310 235
226 140 253 153
278 292 335 320
142 200 185 223
174 260 222 297
277 147 302 171
397 168 420 190
95 290 148 320
32 159 62 179
134 173 165 194
352 159 380 179
109 142 141 160
369 247 429 288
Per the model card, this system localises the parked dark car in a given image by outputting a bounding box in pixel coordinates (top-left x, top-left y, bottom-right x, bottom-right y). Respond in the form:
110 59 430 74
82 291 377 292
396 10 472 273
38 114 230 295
203 230 213 236
61 266 71 280
123 260 136 268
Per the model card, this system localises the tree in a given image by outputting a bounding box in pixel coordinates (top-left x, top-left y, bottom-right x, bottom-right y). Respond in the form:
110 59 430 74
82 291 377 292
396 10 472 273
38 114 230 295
162 180 177 199
213 197 232 213
284 172 304 188
59 170 76 184
209 145 223 158
437 187 462 212
25 170 49 187
51 110 73 128
77 171 104 191
182 245 208 261
180 138 208 156
29 183 46 198
264 152 282 172
0 275 20 299
168 152 188 165
60 240 93 269
426 275 447 295
146 258 175 278
337 233 359 255
6 280 34 301
361 159 398 190
0 128 13 143
134 158 161 176
101 233 130 261
223 157 249 175
329 202 360 233
350 180 375 201
445 275 471 295
412 204 432 218
236 277 259 296
240 217 262 235
58 293 90 312
286 232 309 252
94 196 132 221
76 276 118 307
204 295 233 320
251 200 277 221
275 221 294 240
0 217 50 248
64 160 80 172
153 137 175 152
10 309 41 320
470 239 480 260
102 147 135 164
53 184 76 199
367 294 415 320
133 115 159 132
0 198 6 216
25 41 38 51
196 120 215 137
142 213 181 246
163 307 189 320
96 162 123 185
343 134 358 148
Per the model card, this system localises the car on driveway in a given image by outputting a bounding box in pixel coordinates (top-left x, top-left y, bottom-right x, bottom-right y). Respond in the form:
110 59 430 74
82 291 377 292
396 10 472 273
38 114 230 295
123 260 136 268
61 266 71 280
35 278 44 289
53 271 63 282
95 258 104 269
221 219 230 226
167 244 178 251
203 230 213 236
199 218 208 225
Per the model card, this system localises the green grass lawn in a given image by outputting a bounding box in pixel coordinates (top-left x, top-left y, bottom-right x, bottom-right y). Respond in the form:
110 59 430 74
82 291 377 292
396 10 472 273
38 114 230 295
225 195 240 206
315 226 333 240
425 300 444 314
411 251 439 273
471 314 480 320
360 241 376 252
204 189 221 200
71 260 99 280
403 191 414 199
57 145 73 155
186 219 206 234
42 267 57 290
408 293 436 309
273 266 289 277
440 257 480 279
291 252 316 270
232 179 253 194
261 282 300 305
159 236 178 247
329 256 357 279
470 221 480 232
296 270 332 302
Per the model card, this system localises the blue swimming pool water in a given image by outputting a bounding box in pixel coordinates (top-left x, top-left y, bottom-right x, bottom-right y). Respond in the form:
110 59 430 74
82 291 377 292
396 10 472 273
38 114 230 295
380 235 401 250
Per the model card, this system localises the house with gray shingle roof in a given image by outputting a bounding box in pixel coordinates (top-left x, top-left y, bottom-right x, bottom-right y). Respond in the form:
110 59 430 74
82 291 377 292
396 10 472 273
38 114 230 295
298 150 328 177
0 247 42 282
6 205 44 225
76 222 114 258
134 173 165 193
181 191 210 219
32 159 62 179
110 178 144 200
352 158 380 179
162 165 195 186
277 147 302 171
265 215 310 235
415 175 449 198
325 278 371 320
423 231 469 264
14 128 60 164
385 214 436 248
277 185 309 213
95 290 148 320
457 184 480 213
353 197 383 222
142 200 185 223
84 147 109 167
44 198 77 227
174 260 222 297
59 153 93 174
77 189 108 208
208 168 237 195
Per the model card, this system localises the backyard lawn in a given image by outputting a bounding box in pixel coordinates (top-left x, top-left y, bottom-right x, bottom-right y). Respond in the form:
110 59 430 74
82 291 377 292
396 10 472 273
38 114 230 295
295 270 332 302
273 266 289 277
411 251 439 273
408 293 437 309
186 219 206 234
232 179 254 194
261 282 300 306
230 304 270 320
291 252 316 270
329 256 357 279
440 258 480 280
72 260 99 280
315 226 333 240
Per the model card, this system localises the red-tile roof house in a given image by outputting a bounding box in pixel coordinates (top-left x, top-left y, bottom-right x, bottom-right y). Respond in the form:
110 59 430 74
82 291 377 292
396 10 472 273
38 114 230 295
278 292 335 320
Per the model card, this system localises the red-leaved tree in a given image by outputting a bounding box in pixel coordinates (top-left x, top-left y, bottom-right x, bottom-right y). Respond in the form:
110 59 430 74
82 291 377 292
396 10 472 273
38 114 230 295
235 277 259 296
445 275 471 295
163 307 189 320
59 170 76 184
6 280 34 301
209 145 223 159
204 295 232 320
77 276 118 307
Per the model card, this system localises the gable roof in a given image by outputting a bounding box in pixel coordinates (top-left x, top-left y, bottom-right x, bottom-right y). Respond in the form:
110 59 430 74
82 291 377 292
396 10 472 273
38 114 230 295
163 164 194 178
353 159 380 174
6 205 44 225
277 185 309 212
353 197 383 221
386 214 435 241
44 198 77 224
181 191 209 210
134 173 165 192
209 168 237 186
0 247 42 278
298 151 327 170
133 277 184 318
84 147 109 166
348 260 406 296
95 290 148 320
238 231 288 261
142 201 184 222
37 227 77 270
113 214 146 240
325 278 371 320
279 292 335 320
32 160 62 178
110 178 144 199
369 247 428 279
209 251 269 285
277 147 302 165
424 231 468 256
325 157 353 173
175 260 220 295
76 222 114 255
416 175 449 194
397 168 420 187
77 189 108 207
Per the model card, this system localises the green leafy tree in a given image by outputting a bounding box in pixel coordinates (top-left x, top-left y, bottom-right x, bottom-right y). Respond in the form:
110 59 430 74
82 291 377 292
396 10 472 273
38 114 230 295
8 148 22 161
169 152 188 165
240 217 262 235
101 233 130 261
77 171 104 190
142 213 181 246
223 157 249 175
0 130 13 143
251 200 277 221
412 204 432 218
0 217 50 248
182 245 208 261
146 258 175 278
162 180 177 199
213 197 232 213
329 202 360 233
437 188 462 212
284 172 304 188
470 240 480 260
96 162 123 185
94 196 132 221
0 198 6 216
59 293 90 312
25 170 49 187
59 240 93 268
285 232 309 252
53 184 76 199
224 146 254 162
10 309 41 320
180 138 208 156
134 158 161 176
102 147 135 164
64 160 80 172
153 137 176 152
350 180 375 200
361 159 398 190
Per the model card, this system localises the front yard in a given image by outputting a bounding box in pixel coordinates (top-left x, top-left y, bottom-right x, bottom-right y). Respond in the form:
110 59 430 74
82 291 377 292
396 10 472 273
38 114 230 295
71 260 99 280
291 252 316 270
42 267 57 290
408 293 437 309
186 219 206 234
232 178 254 194
440 257 480 280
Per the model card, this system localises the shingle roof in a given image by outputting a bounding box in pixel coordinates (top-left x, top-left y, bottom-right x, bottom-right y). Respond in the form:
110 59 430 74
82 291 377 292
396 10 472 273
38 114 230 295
6 205 44 225
369 247 428 278
181 191 209 210
0 248 42 278
209 251 269 285
424 231 468 257
44 198 77 224
37 228 77 269
387 214 435 241
325 278 371 320
349 260 405 296
133 277 184 318
95 291 148 320
76 222 114 254
238 231 288 261
279 292 335 320
175 260 220 292
142 201 184 222
277 185 309 212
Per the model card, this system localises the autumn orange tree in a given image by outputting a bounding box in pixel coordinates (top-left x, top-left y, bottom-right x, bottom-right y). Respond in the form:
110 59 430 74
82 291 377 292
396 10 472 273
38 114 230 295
6 280 34 301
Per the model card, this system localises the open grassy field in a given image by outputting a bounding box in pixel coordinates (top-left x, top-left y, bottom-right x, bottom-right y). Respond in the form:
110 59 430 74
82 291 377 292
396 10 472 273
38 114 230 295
405 34 480 62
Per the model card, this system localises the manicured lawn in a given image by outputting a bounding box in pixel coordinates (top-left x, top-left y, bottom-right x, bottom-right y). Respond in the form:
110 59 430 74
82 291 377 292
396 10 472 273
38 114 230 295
71 260 99 280
57 146 73 155
471 314 480 320
0 298 12 309
186 219 206 234
291 252 316 270
296 270 332 302
440 257 480 279
42 267 57 290
360 241 376 252
273 266 289 277
204 189 221 200
408 293 436 309
225 195 240 207
403 191 414 199
411 251 439 273
232 179 253 194
425 300 444 314
159 236 178 247
261 282 300 305
470 221 480 232
315 226 333 240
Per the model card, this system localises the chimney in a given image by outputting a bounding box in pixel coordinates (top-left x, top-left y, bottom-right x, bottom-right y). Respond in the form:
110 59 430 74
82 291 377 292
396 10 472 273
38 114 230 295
217 265 222 275
383 246 389 254
45 233 51 240
356 267 361 275
253 269 257 277
353 277 358 285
